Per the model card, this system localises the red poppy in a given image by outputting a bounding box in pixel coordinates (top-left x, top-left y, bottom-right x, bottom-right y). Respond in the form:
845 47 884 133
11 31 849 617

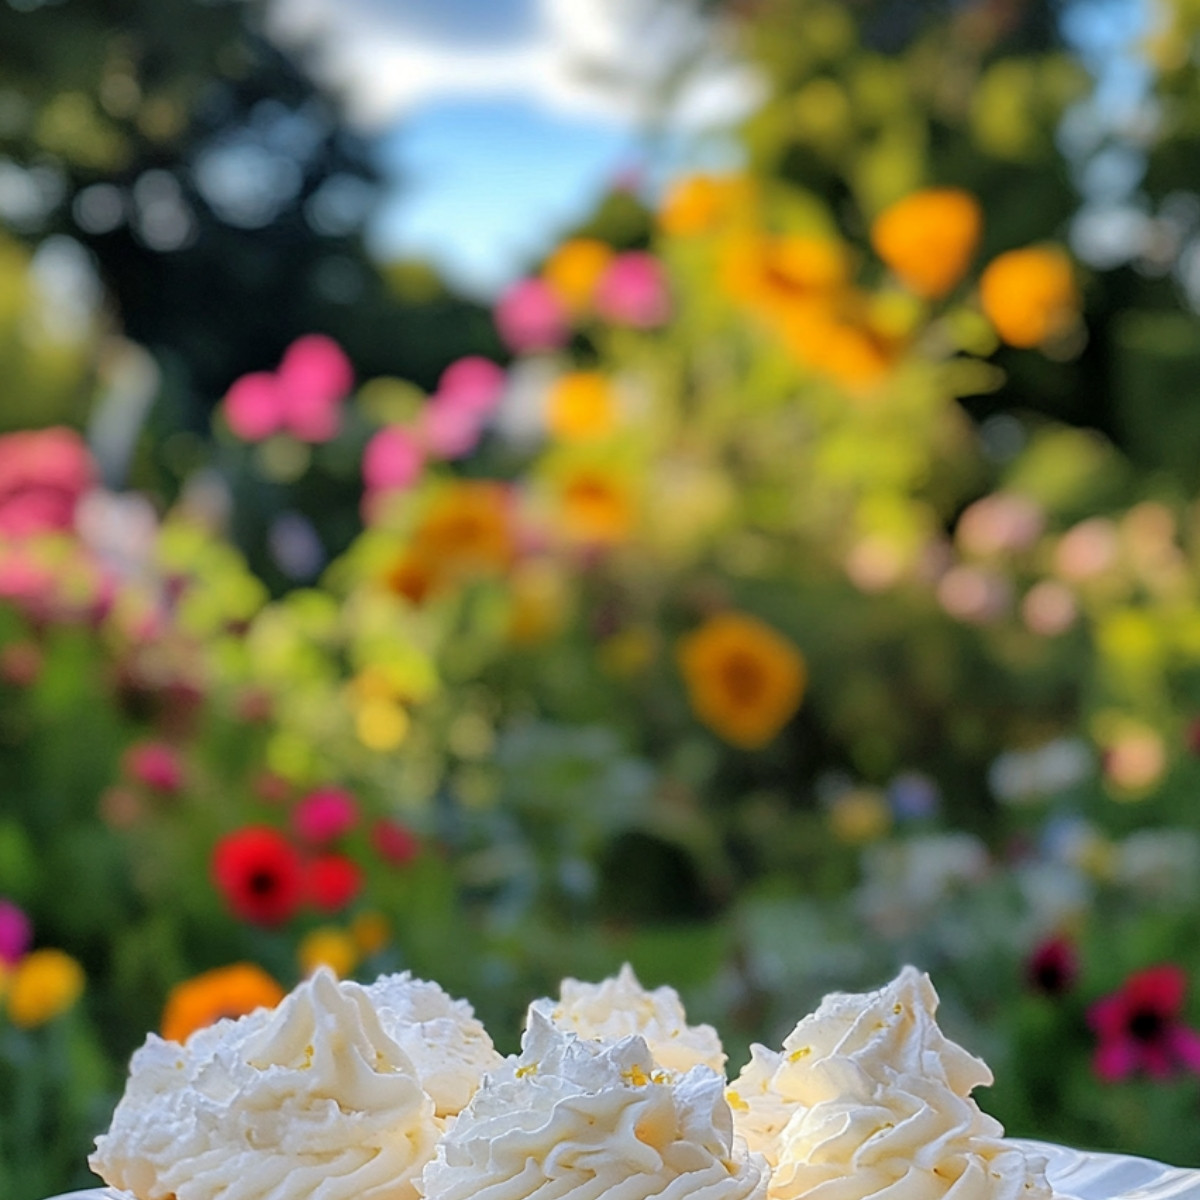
308 853 363 912
212 827 305 926
372 818 421 866
1088 964 1200 1081
1026 935 1078 996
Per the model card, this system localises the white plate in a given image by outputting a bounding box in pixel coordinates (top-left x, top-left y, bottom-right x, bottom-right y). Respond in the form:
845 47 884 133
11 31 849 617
42 1142 1200 1200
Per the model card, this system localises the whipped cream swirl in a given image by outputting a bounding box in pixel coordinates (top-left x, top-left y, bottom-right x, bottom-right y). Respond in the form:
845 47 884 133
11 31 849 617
527 962 726 1076
421 1011 766 1200
90 968 440 1200
365 970 504 1117
729 967 1050 1200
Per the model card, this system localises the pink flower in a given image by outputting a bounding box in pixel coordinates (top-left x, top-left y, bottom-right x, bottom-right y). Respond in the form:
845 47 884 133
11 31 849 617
420 398 483 459
1088 964 1200 1081
0 899 31 965
594 251 671 328
223 335 354 443
123 741 185 794
371 818 420 866
0 427 95 537
494 278 569 353
292 787 359 845
224 372 283 441
277 334 355 441
363 426 424 492
438 357 506 416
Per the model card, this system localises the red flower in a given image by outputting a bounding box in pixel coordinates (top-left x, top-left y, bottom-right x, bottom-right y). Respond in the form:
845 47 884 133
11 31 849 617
307 853 363 912
1088 964 1200 1081
212 827 305 926
372 818 420 866
1026 935 1079 997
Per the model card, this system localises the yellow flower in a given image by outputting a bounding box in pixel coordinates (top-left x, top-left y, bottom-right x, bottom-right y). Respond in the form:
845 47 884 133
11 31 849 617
829 788 892 844
6 949 85 1029
979 244 1079 347
507 560 569 645
161 963 284 1044
677 613 807 749
351 910 391 957
298 927 360 979
870 187 982 299
546 371 618 441
356 697 410 751
542 237 613 311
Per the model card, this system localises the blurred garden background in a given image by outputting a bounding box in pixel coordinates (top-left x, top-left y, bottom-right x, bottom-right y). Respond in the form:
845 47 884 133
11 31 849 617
4 0 1200 1195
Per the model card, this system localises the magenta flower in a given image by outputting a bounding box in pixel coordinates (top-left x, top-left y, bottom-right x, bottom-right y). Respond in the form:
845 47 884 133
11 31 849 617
0 899 31 965
123 741 185 794
223 334 354 443
494 278 569 353
0 427 95 537
438 356 506 415
594 251 671 328
363 426 424 493
1088 964 1200 1081
293 786 359 845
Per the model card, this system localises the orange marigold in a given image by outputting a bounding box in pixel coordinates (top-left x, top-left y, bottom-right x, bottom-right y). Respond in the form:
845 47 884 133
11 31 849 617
161 962 285 1044
559 467 635 545
658 173 756 237
546 371 618 441
979 244 1079 347
721 232 849 318
870 187 982 299
677 612 807 749
412 482 515 577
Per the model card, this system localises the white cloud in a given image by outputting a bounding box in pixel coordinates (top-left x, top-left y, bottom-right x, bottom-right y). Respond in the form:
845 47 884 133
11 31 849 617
264 0 763 134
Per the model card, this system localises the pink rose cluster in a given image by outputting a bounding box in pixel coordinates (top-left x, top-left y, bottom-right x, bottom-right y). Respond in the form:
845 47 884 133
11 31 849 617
0 426 95 538
223 334 354 443
494 250 671 354
362 356 506 515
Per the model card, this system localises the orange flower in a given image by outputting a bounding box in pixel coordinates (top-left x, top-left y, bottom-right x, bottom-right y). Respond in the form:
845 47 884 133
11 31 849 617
414 482 515 576
383 549 440 606
546 371 618 441
658 173 756 237
161 963 285 1044
559 467 635 545
677 612 807 749
721 232 849 317
542 238 613 312
870 187 982 299
979 245 1079 347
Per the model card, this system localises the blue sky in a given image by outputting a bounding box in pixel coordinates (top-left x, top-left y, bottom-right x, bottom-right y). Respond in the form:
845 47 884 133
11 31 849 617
368 99 645 298
268 0 1144 298
267 0 759 296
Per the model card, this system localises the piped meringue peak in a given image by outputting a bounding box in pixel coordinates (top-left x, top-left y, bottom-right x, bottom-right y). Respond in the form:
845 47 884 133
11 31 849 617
90 968 440 1200
90 963 1051 1200
728 966 1052 1200
365 971 504 1118
527 961 727 1076
421 1011 767 1200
